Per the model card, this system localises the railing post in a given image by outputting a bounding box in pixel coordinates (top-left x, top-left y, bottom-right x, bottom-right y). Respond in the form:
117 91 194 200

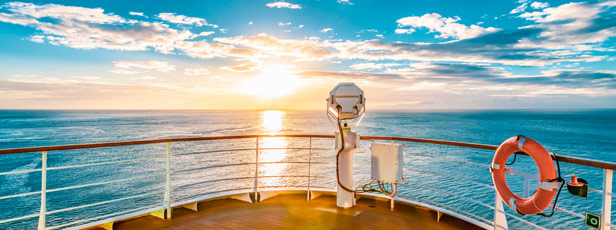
602 169 613 230
494 190 508 230
307 137 312 201
164 142 171 219
38 151 47 230
254 137 259 202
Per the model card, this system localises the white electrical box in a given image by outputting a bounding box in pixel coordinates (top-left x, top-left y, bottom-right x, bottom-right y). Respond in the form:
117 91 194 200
371 143 404 183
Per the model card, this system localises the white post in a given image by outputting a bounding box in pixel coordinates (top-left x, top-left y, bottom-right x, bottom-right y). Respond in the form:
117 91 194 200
164 142 171 219
494 190 508 230
307 137 312 201
254 137 259 202
602 169 612 230
336 129 356 208
38 151 47 230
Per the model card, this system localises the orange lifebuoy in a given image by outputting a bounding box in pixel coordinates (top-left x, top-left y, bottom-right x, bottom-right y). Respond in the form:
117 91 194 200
491 136 559 215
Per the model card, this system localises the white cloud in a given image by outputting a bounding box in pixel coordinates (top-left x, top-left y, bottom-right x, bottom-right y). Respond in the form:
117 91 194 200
157 13 217 27
29 35 44 43
0 2 195 53
248 21 253 25
278 22 291 26
530 2 548 9
1 2 125 24
0 76 203 109
0 12 39 25
214 33 336 60
520 2 604 22
396 13 500 39
73 76 101 81
1 1 611 71
518 1 616 50
0 2 258 60
265 2 301 9
110 69 139 75
174 40 256 59
394 28 414 34
130 76 156 80
219 63 260 72
337 0 353 5
198 31 215 36
356 29 378 34
327 37 600 66
349 62 403 70
298 25 304 29
510 3 528 14
129 12 144 16
376 34 384 38
113 60 176 73
184 67 210 76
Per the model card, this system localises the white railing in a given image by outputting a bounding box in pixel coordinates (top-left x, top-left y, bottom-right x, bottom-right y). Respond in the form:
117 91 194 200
0 135 613 230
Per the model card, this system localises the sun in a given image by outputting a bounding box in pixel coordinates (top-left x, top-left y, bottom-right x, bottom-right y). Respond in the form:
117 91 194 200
238 65 303 98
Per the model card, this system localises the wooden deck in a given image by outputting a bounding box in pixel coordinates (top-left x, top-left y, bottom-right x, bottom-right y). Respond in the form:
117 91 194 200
109 193 482 230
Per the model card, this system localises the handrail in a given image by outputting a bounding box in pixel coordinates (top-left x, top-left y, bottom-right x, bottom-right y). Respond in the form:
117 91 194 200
360 136 498 150
1 134 614 170
0 134 612 230
0 134 335 155
361 136 616 170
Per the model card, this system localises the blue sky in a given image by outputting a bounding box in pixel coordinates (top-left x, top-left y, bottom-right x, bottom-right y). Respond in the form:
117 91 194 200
0 0 614 109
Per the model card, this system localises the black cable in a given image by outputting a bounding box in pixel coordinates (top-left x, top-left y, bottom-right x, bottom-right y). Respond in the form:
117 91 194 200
506 153 518 165
355 181 378 194
335 106 355 194
537 153 564 217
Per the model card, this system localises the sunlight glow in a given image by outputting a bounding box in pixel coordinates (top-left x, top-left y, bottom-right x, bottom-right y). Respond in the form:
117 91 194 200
260 137 286 162
259 137 288 185
238 65 303 98
262 110 283 133
259 110 288 185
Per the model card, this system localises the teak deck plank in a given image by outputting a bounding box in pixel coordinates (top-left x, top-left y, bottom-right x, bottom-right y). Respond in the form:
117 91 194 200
111 194 482 230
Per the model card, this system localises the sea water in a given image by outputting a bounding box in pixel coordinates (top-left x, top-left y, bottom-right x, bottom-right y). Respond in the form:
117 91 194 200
0 109 614 229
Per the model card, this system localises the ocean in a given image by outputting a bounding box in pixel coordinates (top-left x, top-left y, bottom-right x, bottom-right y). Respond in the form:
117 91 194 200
0 109 614 229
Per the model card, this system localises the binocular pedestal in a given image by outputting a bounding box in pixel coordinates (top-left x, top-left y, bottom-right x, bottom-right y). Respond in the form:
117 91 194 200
336 130 357 208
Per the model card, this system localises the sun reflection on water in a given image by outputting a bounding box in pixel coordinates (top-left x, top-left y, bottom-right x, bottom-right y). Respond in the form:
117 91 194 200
259 110 288 186
262 110 283 133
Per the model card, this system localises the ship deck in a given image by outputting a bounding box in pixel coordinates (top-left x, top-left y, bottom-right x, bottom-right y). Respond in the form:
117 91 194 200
108 193 482 230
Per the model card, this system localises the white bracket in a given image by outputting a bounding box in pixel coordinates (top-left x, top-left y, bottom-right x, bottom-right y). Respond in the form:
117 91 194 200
310 191 324 200
231 193 253 203
149 209 165 220
93 221 114 230
259 191 282 202
182 202 199 212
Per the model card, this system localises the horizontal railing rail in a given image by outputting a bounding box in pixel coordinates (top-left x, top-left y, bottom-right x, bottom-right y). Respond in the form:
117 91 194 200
1 134 614 170
0 134 613 230
0 135 335 155
361 136 616 170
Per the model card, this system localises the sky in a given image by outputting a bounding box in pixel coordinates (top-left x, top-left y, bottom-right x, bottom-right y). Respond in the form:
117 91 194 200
0 0 615 110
